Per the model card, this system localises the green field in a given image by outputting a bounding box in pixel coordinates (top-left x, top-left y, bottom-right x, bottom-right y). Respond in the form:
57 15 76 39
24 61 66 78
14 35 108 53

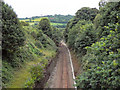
19 15 73 28
20 18 67 28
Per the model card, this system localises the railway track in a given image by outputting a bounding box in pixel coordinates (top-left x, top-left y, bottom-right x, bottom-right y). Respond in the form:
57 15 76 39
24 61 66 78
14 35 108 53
46 42 76 89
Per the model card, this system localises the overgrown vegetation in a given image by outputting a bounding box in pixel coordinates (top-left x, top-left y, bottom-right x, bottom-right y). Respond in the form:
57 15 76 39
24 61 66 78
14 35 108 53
2 1 63 88
65 1 120 89
2 0 120 89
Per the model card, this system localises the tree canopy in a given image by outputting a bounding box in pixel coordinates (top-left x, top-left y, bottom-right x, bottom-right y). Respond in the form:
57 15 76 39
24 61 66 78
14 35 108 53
38 18 52 37
2 1 25 60
75 7 99 21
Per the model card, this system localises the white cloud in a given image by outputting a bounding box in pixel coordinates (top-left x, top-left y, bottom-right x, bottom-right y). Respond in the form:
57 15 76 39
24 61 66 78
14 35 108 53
4 0 100 18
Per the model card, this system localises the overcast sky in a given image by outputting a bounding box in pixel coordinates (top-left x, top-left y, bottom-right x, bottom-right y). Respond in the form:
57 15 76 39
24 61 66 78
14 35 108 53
4 0 100 18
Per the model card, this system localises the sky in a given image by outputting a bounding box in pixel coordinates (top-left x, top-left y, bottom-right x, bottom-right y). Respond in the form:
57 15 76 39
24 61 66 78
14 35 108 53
4 0 100 18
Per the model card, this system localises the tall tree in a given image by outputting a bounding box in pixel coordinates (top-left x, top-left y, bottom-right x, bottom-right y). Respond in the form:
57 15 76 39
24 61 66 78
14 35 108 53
95 2 120 39
64 7 99 42
75 7 99 21
38 18 52 37
2 1 25 60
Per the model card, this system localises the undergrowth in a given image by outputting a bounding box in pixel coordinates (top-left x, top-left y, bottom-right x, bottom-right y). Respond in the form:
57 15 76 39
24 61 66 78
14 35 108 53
2 25 57 88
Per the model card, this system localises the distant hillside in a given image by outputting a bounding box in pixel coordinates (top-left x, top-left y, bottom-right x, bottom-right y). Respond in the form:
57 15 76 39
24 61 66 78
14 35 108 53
19 14 74 28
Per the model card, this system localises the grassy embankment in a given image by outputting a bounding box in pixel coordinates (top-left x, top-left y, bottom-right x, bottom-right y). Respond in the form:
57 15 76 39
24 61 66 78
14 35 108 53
5 25 57 88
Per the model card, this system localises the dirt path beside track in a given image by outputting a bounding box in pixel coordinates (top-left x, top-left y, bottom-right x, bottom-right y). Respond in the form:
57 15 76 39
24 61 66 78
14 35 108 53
45 42 75 88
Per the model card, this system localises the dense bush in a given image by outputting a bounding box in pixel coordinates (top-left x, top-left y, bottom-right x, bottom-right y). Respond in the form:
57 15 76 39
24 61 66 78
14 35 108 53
38 18 52 37
64 7 98 42
2 1 58 87
66 9 97 57
94 2 120 40
38 18 63 46
25 63 44 88
51 27 63 46
2 45 35 87
75 7 99 21
67 20 96 56
28 43 43 56
73 1 120 89
76 22 120 89
2 2 25 61
2 61 14 87
64 1 120 89
37 30 57 49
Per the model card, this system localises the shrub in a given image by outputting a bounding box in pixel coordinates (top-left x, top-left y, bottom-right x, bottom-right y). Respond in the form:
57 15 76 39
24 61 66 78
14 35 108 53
67 20 96 57
76 23 120 89
25 63 45 88
2 1 25 61
2 61 14 87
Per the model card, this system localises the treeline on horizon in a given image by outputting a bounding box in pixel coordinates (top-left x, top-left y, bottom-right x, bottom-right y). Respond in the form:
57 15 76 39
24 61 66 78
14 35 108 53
19 15 73 28
19 14 73 23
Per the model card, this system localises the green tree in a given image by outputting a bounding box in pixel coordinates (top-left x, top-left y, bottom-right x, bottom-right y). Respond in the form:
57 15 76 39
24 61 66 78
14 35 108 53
75 1 120 89
38 18 52 37
2 1 25 61
64 7 98 42
96 2 120 39
76 22 120 89
75 7 99 21
51 26 63 46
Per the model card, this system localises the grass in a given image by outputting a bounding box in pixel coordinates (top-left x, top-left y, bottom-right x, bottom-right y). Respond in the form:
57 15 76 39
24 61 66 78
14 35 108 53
20 19 30 22
20 18 66 27
51 23 66 26
29 22 35 25
7 59 40 88
32 18 42 21
4 20 57 88
42 49 56 57
7 66 31 88
20 17 47 22
7 49 56 88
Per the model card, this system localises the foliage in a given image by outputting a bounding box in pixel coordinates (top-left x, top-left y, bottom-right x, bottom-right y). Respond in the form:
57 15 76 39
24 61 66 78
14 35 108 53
68 20 95 47
20 21 29 26
75 7 99 21
66 20 96 57
25 56 50 88
63 1 120 89
51 27 63 46
74 22 96 56
2 2 25 61
48 14 73 23
25 63 45 88
2 45 35 87
38 18 52 37
37 30 57 49
2 1 58 87
95 2 120 39
37 18 63 46
19 14 73 28
2 61 14 87
73 1 120 89
64 7 98 42
76 23 120 89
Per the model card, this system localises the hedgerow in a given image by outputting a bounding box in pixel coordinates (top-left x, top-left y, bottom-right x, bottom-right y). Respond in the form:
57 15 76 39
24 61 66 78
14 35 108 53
76 23 120 89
